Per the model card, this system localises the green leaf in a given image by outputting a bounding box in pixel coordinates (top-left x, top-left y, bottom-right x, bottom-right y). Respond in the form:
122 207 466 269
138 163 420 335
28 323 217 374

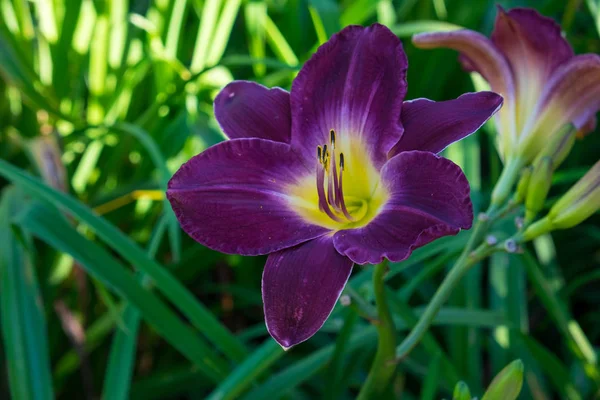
206 340 285 400
390 20 463 37
0 158 247 362
420 352 442 400
0 187 54 400
517 333 583 400
521 252 599 382
242 326 378 400
102 305 141 400
452 381 472 400
482 359 524 400
15 202 229 382
102 215 169 400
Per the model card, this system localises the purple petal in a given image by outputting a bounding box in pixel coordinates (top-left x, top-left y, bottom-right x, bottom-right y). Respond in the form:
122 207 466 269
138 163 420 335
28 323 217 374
412 30 516 143
491 7 574 133
214 81 291 143
389 92 503 157
521 54 600 157
262 235 353 349
167 138 328 256
290 24 407 168
333 151 472 265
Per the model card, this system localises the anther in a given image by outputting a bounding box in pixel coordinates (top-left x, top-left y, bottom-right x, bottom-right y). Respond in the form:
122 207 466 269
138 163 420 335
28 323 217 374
330 129 336 148
339 153 345 171
317 146 322 163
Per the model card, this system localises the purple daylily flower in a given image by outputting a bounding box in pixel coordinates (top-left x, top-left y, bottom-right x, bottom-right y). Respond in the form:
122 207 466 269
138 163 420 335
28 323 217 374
167 24 502 349
413 7 600 165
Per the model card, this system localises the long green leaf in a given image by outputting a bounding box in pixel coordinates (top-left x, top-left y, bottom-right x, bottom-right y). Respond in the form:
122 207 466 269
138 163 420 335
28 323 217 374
242 326 377 400
102 214 168 400
517 333 583 400
206 340 284 400
521 252 599 384
0 188 54 400
0 158 247 362
15 202 228 382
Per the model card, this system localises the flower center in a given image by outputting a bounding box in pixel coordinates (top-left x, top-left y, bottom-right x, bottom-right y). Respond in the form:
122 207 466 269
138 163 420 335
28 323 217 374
287 129 388 230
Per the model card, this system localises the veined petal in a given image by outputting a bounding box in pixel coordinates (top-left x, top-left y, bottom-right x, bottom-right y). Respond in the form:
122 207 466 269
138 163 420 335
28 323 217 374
389 92 503 157
214 81 291 143
520 55 600 158
412 30 516 151
262 235 353 349
291 24 407 169
333 151 472 265
167 138 328 256
491 7 573 134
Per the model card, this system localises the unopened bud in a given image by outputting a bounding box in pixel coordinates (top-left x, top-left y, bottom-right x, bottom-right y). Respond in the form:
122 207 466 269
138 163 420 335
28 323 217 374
513 166 532 204
452 381 472 400
533 124 576 170
525 157 553 221
482 359 524 400
546 160 600 230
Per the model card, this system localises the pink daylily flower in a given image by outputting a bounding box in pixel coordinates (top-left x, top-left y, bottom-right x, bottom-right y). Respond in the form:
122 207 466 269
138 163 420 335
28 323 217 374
413 7 600 164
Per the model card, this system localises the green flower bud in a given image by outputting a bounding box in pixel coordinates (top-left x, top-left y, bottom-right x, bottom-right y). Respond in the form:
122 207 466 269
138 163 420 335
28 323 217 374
547 160 600 229
513 166 532 204
482 359 524 400
452 381 472 400
525 157 553 221
532 124 576 170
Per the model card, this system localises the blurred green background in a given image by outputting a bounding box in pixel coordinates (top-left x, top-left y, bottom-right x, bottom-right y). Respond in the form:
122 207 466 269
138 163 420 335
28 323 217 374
0 0 599 399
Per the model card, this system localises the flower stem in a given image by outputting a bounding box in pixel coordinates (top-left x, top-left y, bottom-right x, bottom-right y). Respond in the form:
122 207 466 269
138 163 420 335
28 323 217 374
357 261 396 399
491 157 524 208
394 214 492 361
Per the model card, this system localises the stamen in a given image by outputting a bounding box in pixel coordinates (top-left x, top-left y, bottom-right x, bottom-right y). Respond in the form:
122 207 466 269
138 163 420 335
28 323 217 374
336 159 355 221
316 163 344 222
329 145 339 208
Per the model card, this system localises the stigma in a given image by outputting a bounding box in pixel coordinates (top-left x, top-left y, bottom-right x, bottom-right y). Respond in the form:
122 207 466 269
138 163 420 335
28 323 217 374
315 129 354 222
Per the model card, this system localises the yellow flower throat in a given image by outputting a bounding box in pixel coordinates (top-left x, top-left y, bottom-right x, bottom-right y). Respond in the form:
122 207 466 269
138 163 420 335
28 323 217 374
287 129 388 230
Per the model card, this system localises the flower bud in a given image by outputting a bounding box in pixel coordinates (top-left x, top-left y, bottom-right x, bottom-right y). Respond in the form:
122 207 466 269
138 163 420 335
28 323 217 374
547 160 600 229
532 124 576 170
482 359 524 400
452 381 472 400
521 125 576 221
513 166 532 203
525 157 553 221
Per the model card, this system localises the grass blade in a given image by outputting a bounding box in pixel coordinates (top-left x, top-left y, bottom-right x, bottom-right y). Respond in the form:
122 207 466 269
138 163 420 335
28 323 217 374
102 215 169 400
0 187 54 400
206 340 284 400
15 202 228 382
521 252 600 386
101 305 141 400
0 158 248 362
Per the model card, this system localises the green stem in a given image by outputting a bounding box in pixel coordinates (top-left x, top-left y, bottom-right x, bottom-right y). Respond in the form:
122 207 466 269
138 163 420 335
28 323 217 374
357 261 396 399
491 157 524 208
395 214 491 361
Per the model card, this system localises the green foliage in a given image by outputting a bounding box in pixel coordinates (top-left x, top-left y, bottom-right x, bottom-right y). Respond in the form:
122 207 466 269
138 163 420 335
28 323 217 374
0 0 599 398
